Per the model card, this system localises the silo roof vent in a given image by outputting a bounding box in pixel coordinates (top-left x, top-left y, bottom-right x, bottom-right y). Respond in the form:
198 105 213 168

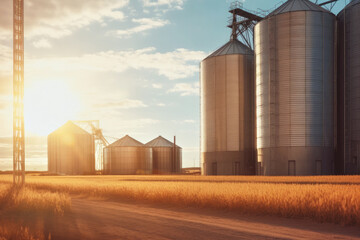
267 0 329 18
205 39 253 60
108 135 144 147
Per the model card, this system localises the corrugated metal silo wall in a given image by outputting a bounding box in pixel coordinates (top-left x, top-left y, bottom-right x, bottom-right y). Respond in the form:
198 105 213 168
103 147 111 174
201 54 256 175
337 2 360 175
48 133 95 175
152 147 182 174
103 147 153 175
255 11 336 176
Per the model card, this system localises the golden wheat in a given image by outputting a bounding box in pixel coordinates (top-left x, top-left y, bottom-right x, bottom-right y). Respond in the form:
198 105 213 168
0 222 50 240
0 175 359 225
0 183 71 215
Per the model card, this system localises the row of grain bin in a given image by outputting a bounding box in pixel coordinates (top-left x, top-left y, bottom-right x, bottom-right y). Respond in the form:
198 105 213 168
201 0 360 175
48 123 182 175
103 135 182 174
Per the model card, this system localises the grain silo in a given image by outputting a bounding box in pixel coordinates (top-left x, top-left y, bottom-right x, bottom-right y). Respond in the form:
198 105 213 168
145 136 182 174
103 135 152 175
48 121 95 175
201 38 256 175
337 0 360 175
255 0 336 176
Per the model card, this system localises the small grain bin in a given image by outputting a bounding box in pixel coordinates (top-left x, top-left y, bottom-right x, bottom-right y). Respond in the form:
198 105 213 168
103 135 152 175
145 136 182 174
48 121 95 175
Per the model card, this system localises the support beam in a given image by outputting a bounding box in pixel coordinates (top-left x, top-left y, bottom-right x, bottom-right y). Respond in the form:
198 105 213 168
318 0 338 6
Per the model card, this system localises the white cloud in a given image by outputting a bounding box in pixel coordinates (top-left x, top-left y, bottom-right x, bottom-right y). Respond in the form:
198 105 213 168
33 39 52 48
26 47 206 80
108 18 169 38
93 99 147 109
184 119 195 123
0 44 12 76
104 118 160 137
104 11 126 21
157 103 166 107
143 0 184 9
152 83 163 89
168 82 199 96
0 0 129 39
172 119 196 124
0 95 11 112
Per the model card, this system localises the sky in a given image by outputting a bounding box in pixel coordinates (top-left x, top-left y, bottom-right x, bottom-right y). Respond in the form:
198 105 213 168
0 0 352 171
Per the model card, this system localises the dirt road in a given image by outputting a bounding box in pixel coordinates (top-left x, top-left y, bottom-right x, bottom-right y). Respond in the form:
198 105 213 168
47 198 360 240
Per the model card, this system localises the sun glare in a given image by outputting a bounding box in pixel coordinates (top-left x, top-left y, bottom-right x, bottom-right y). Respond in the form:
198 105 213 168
24 80 82 136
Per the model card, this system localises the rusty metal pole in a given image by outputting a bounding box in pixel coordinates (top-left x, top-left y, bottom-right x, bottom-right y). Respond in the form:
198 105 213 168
13 0 25 185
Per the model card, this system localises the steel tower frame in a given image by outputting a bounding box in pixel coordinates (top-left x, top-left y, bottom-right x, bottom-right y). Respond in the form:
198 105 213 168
73 120 109 172
227 1 263 50
13 0 25 185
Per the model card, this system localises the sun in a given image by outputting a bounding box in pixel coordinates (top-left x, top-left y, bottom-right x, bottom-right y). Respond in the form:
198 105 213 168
24 79 82 136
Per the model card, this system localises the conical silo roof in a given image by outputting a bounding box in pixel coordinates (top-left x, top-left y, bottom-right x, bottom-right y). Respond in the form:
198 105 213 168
49 121 90 136
108 135 144 147
267 0 330 18
204 39 253 60
145 136 181 148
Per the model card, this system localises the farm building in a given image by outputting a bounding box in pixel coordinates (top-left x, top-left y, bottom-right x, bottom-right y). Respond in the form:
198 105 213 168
48 121 95 175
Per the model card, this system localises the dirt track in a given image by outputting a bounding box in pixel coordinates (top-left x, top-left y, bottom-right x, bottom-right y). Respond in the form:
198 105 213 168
46 198 360 240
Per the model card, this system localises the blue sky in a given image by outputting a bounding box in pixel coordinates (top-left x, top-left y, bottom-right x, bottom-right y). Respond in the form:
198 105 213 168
0 0 352 171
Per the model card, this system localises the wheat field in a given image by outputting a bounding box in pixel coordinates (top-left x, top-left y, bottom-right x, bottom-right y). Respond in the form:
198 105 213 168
0 181 71 240
0 174 359 226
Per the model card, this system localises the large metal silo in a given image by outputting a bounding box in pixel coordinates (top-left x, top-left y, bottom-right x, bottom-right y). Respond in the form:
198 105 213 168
337 0 360 175
103 135 152 175
254 0 336 176
201 39 256 175
48 121 95 175
145 136 182 174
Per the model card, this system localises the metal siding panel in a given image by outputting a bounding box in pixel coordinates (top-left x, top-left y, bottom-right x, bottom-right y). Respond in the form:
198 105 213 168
256 10 335 174
202 50 254 174
226 55 240 151
338 3 360 174
200 61 207 152
108 147 152 175
244 55 255 150
215 56 227 151
255 20 270 149
290 12 306 147
203 58 216 152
